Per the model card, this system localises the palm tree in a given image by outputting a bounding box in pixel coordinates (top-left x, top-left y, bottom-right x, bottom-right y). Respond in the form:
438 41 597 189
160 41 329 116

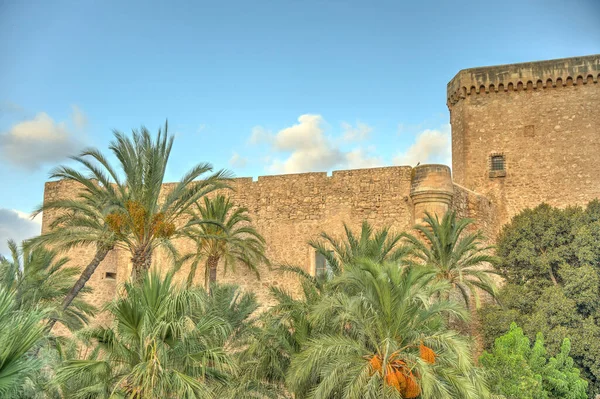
403 211 499 308
238 222 406 391
185 195 269 290
0 240 95 331
55 271 239 398
0 288 47 396
309 220 407 279
28 168 117 321
32 121 230 306
286 259 491 399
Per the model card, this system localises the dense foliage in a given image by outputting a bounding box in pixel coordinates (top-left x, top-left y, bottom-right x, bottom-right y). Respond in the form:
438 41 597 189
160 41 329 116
0 241 97 397
0 240 95 330
287 260 490 399
480 202 600 397
0 287 47 396
480 322 587 399
6 126 600 398
55 271 265 398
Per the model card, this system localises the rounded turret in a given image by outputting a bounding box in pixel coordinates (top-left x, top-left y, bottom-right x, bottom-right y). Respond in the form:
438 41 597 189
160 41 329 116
410 164 454 223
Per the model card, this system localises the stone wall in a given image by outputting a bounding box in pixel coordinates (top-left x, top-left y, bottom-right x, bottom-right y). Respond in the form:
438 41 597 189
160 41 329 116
448 54 600 226
42 166 418 317
452 183 498 242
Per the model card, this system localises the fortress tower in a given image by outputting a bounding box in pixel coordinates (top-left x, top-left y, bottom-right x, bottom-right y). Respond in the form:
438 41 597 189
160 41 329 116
447 54 600 221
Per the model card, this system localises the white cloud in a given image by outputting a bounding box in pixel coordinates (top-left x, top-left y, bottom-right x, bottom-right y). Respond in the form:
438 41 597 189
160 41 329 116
229 152 248 168
197 124 207 134
243 115 451 174
0 209 42 256
266 115 344 174
0 109 86 170
342 121 373 142
393 124 451 166
253 114 381 174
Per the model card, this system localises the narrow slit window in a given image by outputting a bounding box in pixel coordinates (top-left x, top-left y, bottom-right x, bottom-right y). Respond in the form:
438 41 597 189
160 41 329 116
490 155 505 171
105 272 117 280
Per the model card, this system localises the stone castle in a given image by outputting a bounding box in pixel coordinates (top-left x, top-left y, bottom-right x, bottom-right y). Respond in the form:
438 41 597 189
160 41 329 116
42 54 600 313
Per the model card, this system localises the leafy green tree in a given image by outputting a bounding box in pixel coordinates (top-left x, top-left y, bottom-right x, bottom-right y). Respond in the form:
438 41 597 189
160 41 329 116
0 288 46 397
185 195 269 290
480 323 587 399
403 211 499 308
55 270 258 398
0 240 94 331
480 201 600 396
287 259 491 399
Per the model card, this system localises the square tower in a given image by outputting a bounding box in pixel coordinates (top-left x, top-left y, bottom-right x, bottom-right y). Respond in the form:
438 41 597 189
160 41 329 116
447 55 600 223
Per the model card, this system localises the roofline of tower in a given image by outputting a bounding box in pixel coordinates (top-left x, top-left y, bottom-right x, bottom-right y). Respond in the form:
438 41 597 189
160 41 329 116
447 54 600 107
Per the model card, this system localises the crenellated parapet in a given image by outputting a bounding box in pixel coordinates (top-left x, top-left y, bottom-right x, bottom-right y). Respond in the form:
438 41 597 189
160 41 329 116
447 54 600 107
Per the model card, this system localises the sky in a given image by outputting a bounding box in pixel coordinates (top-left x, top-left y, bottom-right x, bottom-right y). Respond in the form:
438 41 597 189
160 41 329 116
0 0 599 255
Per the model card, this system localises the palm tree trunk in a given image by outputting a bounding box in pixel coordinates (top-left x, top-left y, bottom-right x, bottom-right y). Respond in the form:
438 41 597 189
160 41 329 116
46 246 112 331
206 255 220 294
131 245 152 283
549 267 558 286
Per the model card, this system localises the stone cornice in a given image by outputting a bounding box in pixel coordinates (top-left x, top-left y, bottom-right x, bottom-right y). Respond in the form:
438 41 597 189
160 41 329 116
447 54 600 107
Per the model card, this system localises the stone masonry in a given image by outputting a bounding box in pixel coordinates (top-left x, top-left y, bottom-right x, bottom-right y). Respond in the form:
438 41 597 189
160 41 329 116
42 54 600 323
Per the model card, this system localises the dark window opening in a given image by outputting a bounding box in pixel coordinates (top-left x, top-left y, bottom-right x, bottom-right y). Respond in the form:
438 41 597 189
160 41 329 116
490 155 505 171
315 251 334 279
105 272 117 280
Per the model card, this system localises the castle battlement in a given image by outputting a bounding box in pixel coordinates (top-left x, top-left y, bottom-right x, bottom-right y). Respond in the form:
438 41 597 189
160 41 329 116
447 54 600 106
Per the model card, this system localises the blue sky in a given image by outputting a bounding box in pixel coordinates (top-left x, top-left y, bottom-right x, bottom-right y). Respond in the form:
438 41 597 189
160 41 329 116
1 0 599 254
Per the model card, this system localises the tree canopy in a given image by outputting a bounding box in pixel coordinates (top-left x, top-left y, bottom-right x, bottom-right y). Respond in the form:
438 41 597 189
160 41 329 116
480 202 600 396
480 322 587 399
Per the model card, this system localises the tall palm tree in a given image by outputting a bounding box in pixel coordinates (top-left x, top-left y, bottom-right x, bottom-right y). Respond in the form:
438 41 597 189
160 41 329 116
32 121 230 308
286 259 491 399
403 211 499 308
28 165 117 320
55 271 238 398
0 240 95 331
185 195 269 290
239 222 407 390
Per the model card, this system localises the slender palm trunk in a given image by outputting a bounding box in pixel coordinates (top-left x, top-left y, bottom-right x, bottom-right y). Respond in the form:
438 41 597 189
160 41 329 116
131 245 152 283
206 255 220 294
46 246 112 331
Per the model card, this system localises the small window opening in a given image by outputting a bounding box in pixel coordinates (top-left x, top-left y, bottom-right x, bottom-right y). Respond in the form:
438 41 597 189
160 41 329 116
105 272 117 280
315 251 334 279
490 155 505 171
489 155 506 178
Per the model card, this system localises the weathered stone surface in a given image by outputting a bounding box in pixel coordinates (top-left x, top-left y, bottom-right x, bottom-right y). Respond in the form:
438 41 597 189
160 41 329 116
449 54 600 224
